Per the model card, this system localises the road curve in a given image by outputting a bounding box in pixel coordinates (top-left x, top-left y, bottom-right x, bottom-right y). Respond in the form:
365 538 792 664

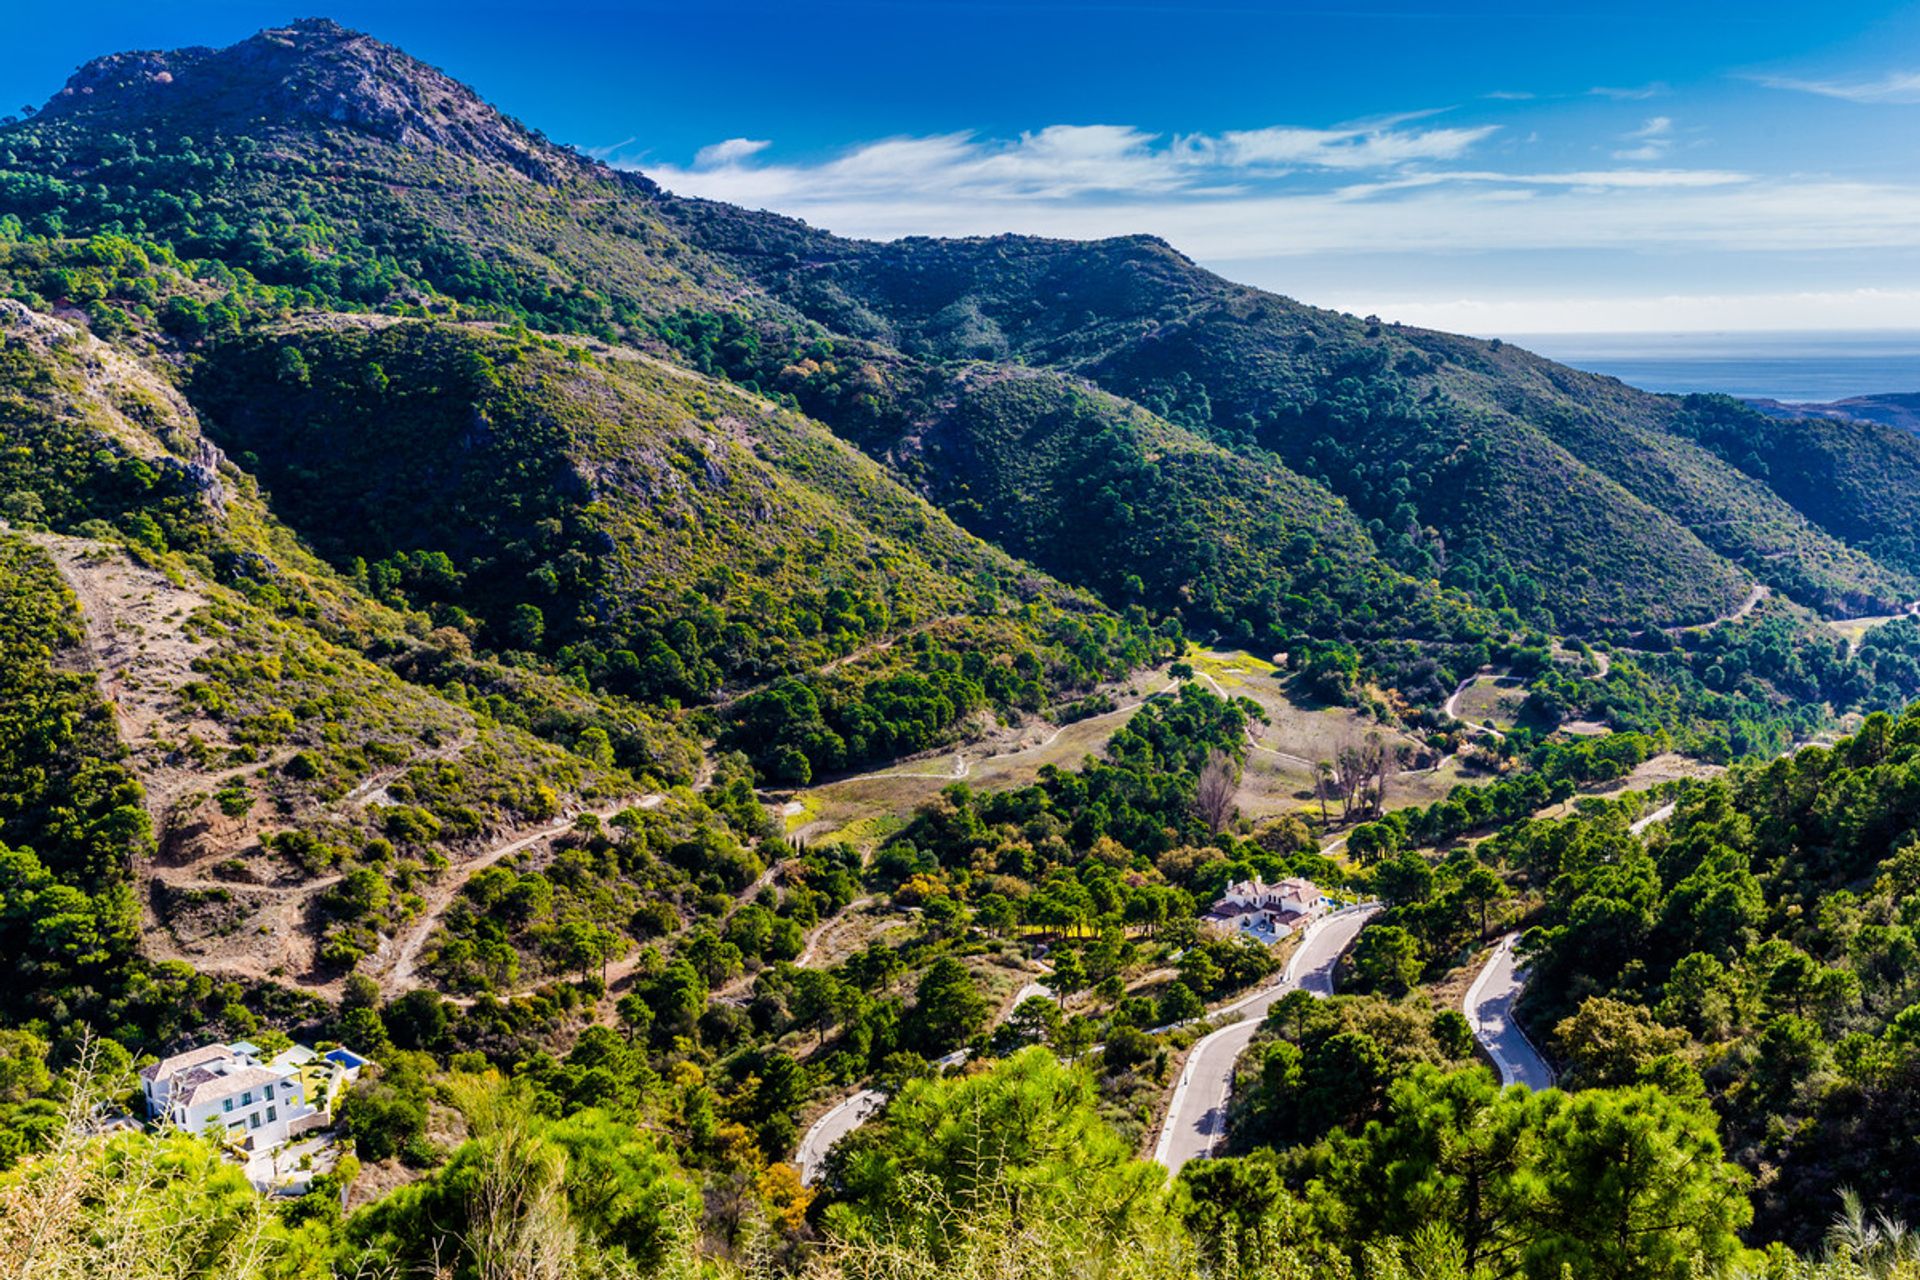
1462 933 1554 1091
796 1087 885 1182
1442 673 1512 739
1151 904 1379 1173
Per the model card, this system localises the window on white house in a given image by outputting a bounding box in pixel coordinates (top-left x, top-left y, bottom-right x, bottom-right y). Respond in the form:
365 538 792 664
249 1113 260 1129
223 1098 233 1113
241 1091 253 1105
266 1106 277 1122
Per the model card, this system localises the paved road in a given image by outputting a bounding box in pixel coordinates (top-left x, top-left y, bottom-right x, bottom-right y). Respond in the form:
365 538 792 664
1462 933 1554 1091
796 1086 886 1182
1151 905 1379 1173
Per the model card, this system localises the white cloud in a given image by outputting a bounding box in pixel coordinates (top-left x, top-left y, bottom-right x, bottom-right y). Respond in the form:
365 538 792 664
638 119 1920 333
652 170 1920 261
692 137 772 168
644 116 1499 206
1612 115 1674 161
1218 122 1498 169
1753 69 1920 105
1334 168 1748 198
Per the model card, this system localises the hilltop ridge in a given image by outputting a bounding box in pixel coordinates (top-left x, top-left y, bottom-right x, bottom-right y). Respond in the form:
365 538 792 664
41 17 574 181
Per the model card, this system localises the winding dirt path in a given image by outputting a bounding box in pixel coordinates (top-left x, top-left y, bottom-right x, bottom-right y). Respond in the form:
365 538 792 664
1666 583 1769 636
796 896 877 968
380 795 663 994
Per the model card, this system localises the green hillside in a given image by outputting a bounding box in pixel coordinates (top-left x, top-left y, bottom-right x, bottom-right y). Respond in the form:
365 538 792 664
187 321 1168 778
5 19 1920 1280
667 207 1920 634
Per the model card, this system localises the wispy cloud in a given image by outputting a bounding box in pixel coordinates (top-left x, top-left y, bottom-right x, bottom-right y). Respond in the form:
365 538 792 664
647 118 1501 207
1753 69 1920 104
1343 287 1920 336
584 135 638 161
1612 116 1674 161
649 154 1920 262
1218 122 1498 169
640 116 1920 301
693 137 771 167
1337 167 1747 198
1589 82 1669 100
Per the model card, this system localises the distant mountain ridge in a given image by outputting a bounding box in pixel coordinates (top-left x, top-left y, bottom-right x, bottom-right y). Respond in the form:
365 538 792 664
6 16 1920 681
1750 392 1920 435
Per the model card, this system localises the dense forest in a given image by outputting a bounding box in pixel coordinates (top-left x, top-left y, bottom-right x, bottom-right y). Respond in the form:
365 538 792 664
0 16 1918 1280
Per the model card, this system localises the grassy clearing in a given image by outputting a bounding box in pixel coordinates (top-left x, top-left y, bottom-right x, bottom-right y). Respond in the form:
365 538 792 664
1828 613 1909 650
1454 676 1529 730
787 666 1181 844
788 647 1495 841
1192 648 1476 820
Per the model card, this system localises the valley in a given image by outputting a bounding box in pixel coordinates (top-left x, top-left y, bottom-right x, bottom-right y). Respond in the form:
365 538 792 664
0 16 1917 1280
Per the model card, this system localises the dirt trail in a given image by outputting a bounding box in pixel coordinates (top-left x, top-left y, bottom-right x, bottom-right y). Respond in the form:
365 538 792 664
1666 583 1769 635
441 948 652 1011
27 532 228 821
380 795 663 994
1442 672 1515 739
23 529 663 1001
341 725 479 808
824 676 1178 787
796 897 877 968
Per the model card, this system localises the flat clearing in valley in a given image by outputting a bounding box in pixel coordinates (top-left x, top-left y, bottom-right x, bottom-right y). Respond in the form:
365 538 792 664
1452 675 1529 730
789 647 1498 846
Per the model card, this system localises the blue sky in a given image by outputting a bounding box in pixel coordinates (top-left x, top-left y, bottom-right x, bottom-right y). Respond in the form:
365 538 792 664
6 1 1920 332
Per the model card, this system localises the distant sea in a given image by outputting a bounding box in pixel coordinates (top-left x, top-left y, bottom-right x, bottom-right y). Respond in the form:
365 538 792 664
1505 330 1920 404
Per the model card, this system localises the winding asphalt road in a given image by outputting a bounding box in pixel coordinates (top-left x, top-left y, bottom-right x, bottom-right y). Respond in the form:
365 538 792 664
795 1084 887 1182
1151 904 1379 1173
1462 933 1554 1091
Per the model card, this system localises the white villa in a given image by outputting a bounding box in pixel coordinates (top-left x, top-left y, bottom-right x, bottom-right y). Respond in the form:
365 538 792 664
1203 876 1326 941
140 1040 367 1156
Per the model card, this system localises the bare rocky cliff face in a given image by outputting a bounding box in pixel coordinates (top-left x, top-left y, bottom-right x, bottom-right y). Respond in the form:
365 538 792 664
41 17 569 182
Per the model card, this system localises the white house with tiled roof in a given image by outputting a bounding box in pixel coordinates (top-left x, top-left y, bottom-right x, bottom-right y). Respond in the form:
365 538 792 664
140 1041 344 1152
1202 876 1326 941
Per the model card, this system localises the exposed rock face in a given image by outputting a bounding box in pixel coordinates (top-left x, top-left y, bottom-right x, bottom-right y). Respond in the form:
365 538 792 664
43 17 568 182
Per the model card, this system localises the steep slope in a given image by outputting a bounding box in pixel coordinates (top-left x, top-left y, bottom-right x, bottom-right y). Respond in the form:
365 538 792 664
1664 393 1920 582
184 321 1161 727
1752 392 1920 435
666 207 1920 632
6 15 1917 691
888 366 1492 696
0 308 664 997
1 18 732 335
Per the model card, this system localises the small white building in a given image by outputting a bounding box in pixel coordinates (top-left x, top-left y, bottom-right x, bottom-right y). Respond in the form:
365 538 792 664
140 1040 363 1157
1203 876 1326 941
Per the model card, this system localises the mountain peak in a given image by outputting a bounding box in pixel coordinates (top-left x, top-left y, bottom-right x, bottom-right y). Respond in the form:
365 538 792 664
40 18 569 181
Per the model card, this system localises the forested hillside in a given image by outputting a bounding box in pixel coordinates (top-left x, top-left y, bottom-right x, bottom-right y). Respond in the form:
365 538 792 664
669 203 1920 634
2 18 1920 1280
